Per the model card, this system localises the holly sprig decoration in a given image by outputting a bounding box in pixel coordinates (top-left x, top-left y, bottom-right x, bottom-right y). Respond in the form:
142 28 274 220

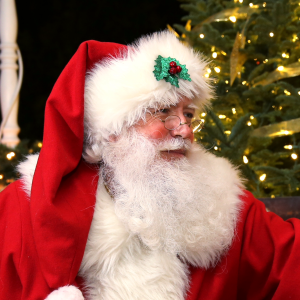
153 55 191 88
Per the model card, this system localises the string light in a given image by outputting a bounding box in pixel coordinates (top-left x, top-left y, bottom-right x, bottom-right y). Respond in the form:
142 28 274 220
224 130 231 135
0 175 3 180
6 152 15 160
242 81 247 85
201 113 206 117
249 3 253 7
214 67 221 73
277 66 284 71
38 142 43 148
225 80 229 84
263 2 266 7
260 174 266 181
279 106 282 110
271 195 275 198
298 91 300 95
282 53 286 58
229 16 237 23
247 40 251 43
247 121 252 126
284 145 293 149
207 68 211 74
232 108 236 114
214 146 218 150
250 115 254 120
200 34 205 39
291 153 298 160
221 51 227 56
204 73 210 78
269 32 274 37
243 156 248 164
219 115 226 119
239 0 243 3
212 52 217 58
284 90 291 95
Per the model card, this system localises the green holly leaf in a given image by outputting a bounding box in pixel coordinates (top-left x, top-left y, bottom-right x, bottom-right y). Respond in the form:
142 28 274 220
153 55 191 88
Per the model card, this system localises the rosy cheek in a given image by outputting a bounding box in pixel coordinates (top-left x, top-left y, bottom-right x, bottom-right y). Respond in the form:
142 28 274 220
134 123 169 140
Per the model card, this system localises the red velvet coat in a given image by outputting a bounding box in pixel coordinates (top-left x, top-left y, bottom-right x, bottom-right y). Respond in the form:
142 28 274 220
1 160 300 300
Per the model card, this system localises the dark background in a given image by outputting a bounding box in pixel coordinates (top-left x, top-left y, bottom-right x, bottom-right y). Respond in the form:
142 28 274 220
13 0 185 141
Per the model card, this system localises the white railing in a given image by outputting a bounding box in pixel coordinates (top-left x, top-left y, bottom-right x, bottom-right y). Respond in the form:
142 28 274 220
0 0 22 148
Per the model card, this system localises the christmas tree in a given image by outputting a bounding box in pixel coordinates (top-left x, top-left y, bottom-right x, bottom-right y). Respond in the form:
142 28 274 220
173 0 300 197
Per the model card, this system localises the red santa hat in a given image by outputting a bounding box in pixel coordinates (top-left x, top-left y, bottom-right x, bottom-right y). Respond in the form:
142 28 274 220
28 31 212 291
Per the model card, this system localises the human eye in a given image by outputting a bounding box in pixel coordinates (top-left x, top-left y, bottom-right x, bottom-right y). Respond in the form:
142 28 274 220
158 108 170 114
184 111 195 120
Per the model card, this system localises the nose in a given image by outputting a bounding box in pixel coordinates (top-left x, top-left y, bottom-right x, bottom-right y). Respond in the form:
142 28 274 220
169 120 193 140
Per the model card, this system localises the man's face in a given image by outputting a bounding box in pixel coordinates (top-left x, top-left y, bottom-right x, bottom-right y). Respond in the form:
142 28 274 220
133 97 195 161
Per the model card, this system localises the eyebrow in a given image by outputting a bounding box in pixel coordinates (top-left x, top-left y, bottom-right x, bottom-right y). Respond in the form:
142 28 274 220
187 103 198 110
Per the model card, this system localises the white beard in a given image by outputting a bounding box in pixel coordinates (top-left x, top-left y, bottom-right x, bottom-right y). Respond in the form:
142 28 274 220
100 129 243 267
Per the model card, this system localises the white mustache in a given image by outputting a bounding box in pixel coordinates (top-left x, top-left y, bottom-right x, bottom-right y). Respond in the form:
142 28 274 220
155 138 192 152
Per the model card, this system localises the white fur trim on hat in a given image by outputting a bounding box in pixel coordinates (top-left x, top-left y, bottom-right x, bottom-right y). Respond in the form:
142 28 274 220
16 153 39 198
44 285 84 300
84 31 213 149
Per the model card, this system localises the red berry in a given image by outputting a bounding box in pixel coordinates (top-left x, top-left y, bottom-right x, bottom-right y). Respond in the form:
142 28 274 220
176 66 182 73
169 61 177 67
169 67 177 75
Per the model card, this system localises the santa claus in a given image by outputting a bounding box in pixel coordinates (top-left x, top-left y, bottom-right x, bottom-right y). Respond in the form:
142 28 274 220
1 31 300 300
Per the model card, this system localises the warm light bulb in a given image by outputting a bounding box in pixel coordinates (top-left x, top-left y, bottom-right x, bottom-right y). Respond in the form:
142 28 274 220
269 32 274 37
250 115 254 120
201 113 206 117
229 16 237 23
224 130 231 135
291 153 298 160
207 68 211 74
0 175 3 180
247 121 252 126
38 142 43 148
225 80 229 84
6 152 15 160
298 91 300 95
249 3 253 7
204 73 209 78
239 0 243 2
242 81 247 85
263 2 266 7
219 115 226 119
260 174 266 181
277 66 284 71
282 53 286 58
212 52 217 58
243 156 248 164
284 130 290 135
284 90 291 95
214 67 221 73
232 108 236 114
284 145 293 150
214 146 218 150
200 34 205 39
